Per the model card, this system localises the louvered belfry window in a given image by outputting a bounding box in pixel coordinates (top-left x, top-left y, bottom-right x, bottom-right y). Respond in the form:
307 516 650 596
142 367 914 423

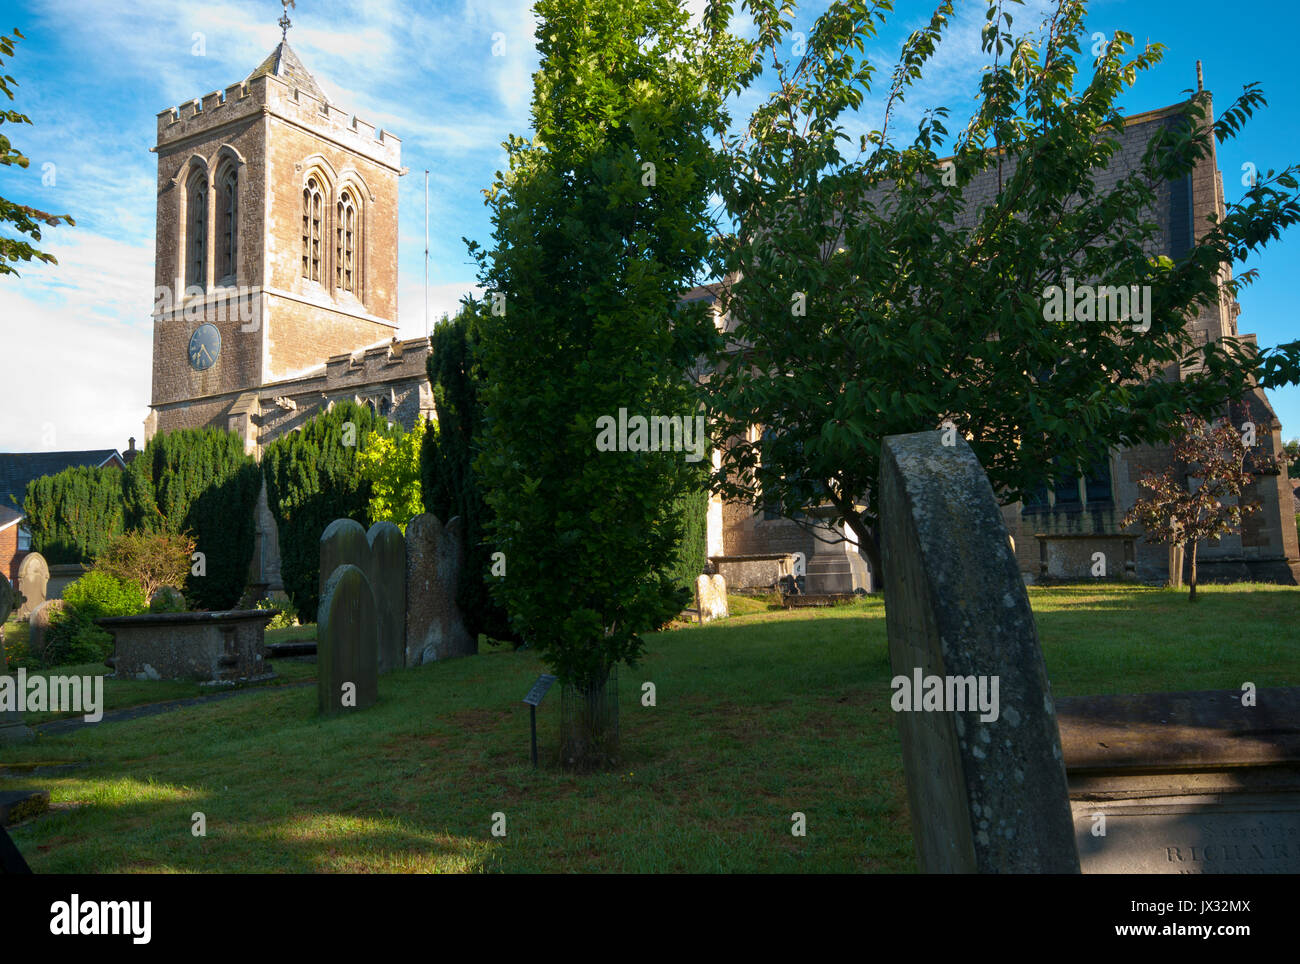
187 169 207 290
337 189 359 296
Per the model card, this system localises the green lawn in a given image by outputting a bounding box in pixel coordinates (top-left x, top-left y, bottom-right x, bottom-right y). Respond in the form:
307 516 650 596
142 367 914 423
2 583 1297 873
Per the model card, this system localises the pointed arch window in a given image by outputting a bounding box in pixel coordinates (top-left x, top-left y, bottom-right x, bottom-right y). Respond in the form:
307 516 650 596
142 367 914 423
302 176 324 283
216 163 238 283
336 188 360 297
186 169 207 290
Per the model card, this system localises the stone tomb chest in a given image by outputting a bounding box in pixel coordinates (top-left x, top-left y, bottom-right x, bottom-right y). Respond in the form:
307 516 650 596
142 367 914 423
1058 688 1300 874
97 610 277 684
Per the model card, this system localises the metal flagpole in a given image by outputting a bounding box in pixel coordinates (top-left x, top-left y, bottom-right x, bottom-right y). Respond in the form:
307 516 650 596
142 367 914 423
424 169 430 339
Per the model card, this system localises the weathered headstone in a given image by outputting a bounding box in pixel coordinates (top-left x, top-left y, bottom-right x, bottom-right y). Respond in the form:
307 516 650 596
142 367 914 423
695 573 729 622
26 599 65 664
880 431 1079 873
0 576 34 745
317 564 378 716
404 513 475 665
15 552 48 620
319 519 406 674
367 521 407 674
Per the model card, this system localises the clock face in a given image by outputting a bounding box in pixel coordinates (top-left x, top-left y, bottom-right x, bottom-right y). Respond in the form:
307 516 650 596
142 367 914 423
188 324 221 371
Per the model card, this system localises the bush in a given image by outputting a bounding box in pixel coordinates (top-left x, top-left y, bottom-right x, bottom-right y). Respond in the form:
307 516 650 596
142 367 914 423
63 569 148 620
256 596 298 629
43 571 148 668
96 531 195 603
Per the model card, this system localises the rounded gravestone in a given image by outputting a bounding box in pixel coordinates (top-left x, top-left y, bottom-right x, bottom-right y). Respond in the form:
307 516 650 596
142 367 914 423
150 586 187 613
319 518 369 610
317 564 378 717
27 599 66 663
366 521 406 675
15 551 47 620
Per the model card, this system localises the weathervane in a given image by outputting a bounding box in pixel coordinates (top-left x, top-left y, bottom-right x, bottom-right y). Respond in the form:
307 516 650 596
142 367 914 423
279 0 295 42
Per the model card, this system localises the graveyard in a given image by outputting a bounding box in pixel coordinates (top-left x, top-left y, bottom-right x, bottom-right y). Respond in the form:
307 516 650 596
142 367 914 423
2 579 1297 873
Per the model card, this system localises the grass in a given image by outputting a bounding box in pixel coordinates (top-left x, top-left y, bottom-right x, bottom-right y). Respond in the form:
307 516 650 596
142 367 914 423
2 583 1297 873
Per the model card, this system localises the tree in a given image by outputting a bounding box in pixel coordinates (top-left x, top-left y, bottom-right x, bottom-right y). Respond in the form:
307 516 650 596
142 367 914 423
124 429 261 610
357 418 424 531
472 0 746 768
420 303 516 644
22 465 126 564
0 28 74 276
705 0 1300 577
263 401 396 618
94 531 196 603
1123 414 1278 601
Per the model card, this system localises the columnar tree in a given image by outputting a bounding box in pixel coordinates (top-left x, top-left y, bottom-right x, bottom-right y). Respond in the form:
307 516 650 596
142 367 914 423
420 302 516 644
472 0 745 767
706 0 1300 575
1124 414 1278 601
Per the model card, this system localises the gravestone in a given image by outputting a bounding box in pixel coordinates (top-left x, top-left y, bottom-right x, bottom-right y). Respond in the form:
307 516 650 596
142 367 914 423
695 573 729 622
404 513 475 665
317 564 379 716
880 431 1079 873
15 552 47 620
319 519 406 674
367 522 407 674
26 599 65 664
0 576 34 745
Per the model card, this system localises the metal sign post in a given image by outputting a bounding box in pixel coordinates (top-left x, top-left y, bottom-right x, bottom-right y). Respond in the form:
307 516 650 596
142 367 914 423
521 674 558 767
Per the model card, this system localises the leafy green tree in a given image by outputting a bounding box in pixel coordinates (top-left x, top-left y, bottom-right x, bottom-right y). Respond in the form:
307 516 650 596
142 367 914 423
94 530 196 603
357 418 424 532
472 0 746 767
22 465 126 564
263 400 396 618
420 303 516 644
1 28 74 276
124 429 260 610
705 0 1300 577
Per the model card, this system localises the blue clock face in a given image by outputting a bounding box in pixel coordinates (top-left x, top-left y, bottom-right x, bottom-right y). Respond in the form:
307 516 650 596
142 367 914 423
188 324 221 371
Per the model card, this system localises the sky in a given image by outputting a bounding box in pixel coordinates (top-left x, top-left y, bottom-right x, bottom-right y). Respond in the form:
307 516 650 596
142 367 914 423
0 0 1297 453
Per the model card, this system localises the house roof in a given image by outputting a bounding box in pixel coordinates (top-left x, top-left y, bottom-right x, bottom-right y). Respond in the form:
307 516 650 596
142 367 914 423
0 504 20 532
0 450 124 516
247 41 330 104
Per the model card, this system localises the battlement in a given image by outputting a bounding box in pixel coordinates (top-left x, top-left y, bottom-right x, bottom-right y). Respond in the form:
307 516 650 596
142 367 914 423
156 80 260 144
323 337 429 383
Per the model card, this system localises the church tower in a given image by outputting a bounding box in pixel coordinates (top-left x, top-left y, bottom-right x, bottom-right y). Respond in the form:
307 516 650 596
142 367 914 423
147 35 405 445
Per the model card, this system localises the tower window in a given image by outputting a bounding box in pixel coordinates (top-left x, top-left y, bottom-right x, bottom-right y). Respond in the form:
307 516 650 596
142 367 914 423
337 189 360 297
186 169 207 290
217 164 238 282
302 176 323 283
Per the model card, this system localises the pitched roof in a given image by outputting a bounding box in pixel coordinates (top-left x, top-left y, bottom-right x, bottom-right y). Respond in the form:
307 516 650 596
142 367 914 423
0 450 124 516
247 41 330 104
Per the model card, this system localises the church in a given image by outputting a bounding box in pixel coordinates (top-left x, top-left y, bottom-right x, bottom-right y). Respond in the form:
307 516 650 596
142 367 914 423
144 37 1298 593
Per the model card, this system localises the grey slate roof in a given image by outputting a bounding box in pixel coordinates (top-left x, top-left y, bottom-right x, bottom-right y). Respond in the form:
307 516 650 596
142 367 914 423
247 41 330 104
0 450 124 515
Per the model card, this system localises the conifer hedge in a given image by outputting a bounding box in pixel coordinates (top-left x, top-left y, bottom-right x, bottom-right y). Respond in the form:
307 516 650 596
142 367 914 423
22 465 126 564
123 428 261 610
263 400 395 617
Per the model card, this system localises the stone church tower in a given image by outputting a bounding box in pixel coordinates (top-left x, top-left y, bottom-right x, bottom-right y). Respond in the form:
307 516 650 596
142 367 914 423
146 39 433 589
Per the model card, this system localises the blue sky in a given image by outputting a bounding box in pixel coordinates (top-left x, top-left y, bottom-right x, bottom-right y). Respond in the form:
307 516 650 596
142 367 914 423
0 0 1296 452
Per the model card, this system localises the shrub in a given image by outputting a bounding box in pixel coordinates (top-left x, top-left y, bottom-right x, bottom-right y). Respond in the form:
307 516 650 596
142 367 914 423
96 531 195 603
62 569 148 620
43 570 147 667
256 596 298 629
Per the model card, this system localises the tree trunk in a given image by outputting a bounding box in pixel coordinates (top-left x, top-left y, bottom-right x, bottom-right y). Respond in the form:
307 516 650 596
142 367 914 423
1187 540 1198 603
559 666 619 772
